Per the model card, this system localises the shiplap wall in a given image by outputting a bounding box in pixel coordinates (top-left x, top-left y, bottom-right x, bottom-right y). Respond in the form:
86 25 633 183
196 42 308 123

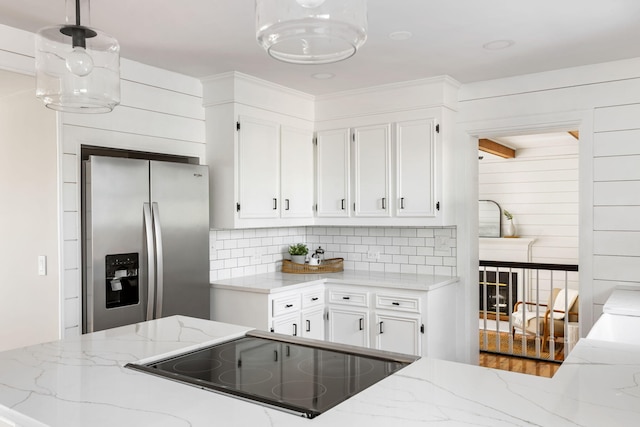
458 57 640 335
479 141 579 265
592 105 640 306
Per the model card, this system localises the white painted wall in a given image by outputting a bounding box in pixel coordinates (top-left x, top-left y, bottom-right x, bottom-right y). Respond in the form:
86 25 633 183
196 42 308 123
0 23 206 339
0 73 59 351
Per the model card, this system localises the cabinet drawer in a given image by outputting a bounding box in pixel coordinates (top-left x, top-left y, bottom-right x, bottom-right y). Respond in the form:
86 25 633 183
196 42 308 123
271 293 300 317
328 289 369 307
302 288 325 309
376 294 421 313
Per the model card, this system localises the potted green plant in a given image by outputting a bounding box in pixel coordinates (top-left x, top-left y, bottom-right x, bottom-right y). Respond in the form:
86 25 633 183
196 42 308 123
288 243 308 264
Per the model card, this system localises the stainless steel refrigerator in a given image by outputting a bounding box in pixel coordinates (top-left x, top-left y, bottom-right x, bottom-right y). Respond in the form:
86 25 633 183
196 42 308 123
82 156 210 333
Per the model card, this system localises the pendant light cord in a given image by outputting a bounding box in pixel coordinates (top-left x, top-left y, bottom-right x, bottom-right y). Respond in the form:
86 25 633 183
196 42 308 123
75 0 81 26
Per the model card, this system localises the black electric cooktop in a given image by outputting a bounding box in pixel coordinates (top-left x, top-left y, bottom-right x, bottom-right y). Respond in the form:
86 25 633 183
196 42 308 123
126 330 417 418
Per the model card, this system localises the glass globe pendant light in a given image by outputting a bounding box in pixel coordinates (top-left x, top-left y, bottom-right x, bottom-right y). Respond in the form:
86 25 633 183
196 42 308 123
256 0 368 64
35 0 120 113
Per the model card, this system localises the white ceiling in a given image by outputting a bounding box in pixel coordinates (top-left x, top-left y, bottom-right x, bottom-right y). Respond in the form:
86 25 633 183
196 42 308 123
1 0 640 95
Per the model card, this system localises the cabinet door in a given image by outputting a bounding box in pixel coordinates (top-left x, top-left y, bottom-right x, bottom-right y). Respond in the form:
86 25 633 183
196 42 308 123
237 116 280 219
328 306 369 347
396 119 436 217
301 308 325 341
353 124 391 217
316 128 350 217
281 126 314 218
272 312 301 337
374 312 421 356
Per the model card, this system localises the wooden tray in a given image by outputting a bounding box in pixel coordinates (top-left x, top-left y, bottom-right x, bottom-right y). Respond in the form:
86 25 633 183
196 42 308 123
281 258 344 274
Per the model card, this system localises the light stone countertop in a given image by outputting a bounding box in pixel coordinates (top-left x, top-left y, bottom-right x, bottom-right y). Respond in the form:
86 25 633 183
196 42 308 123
1 315 640 426
210 271 459 293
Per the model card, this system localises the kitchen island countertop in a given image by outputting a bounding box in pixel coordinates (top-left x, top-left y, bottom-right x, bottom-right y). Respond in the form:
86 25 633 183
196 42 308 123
1 315 640 426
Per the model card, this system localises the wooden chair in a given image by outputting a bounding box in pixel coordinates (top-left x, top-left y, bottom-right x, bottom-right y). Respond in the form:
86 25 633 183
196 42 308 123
511 288 579 351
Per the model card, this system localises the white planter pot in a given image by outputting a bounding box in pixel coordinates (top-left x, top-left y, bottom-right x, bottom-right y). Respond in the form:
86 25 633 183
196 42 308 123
290 255 306 264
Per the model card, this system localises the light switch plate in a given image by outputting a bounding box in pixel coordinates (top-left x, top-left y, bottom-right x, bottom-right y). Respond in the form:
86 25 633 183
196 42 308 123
38 255 47 276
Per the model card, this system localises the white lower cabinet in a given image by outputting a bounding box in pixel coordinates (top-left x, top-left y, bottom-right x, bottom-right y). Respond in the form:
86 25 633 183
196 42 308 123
302 307 325 340
327 306 369 347
211 277 458 359
374 312 421 355
272 312 301 337
270 285 325 338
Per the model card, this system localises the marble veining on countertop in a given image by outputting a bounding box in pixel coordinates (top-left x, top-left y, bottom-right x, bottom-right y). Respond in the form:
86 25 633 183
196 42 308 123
1 316 640 426
210 270 459 293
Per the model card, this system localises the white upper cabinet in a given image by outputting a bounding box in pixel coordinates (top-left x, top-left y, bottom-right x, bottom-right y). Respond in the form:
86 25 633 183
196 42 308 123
353 124 392 217
395 118 437 218
237 116 280 219
281 126 314 218
316 128 350 217
205 72 457 228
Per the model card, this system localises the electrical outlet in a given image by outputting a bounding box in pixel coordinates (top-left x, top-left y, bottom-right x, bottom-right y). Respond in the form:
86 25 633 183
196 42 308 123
367 251 380 260
435 236 450 251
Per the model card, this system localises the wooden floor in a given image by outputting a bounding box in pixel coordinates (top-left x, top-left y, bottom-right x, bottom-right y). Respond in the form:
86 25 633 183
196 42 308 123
479 351 561 378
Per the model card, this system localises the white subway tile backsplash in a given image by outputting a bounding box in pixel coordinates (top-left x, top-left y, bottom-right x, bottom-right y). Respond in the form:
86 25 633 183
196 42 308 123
417 228 434 238
377 236 393 245
400 229 417 238
385 228 401 237
369 228 384 237
208 226 456 280
408 238 425 247
400 246 416 256
401 264 417 274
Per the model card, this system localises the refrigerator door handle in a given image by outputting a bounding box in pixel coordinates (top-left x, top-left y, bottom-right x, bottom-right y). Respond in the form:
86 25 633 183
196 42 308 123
143 203 155 321
152 202 164 318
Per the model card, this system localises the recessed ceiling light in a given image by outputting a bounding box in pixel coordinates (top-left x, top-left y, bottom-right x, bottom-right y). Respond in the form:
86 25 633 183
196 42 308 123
389 31 413 41
312 73 335 80
482 39 515 50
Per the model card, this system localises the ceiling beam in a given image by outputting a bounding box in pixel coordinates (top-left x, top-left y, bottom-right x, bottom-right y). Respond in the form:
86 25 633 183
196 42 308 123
478 138 515 159
568 130 579 140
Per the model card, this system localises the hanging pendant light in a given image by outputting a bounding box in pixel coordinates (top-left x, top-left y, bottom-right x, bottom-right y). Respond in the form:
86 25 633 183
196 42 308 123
256 0 368 65
35 0 120 113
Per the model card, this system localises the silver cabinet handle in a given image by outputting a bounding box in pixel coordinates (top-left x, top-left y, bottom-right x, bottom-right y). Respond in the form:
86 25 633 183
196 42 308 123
379 321 384 334
306 320 311 332
359 318 364 331
285 199 290 210
341 199 345 210
293 323 298 336
152 202 164 318
143 203 155 321
400 197 405 209
382 197 386 209
273 198 278 210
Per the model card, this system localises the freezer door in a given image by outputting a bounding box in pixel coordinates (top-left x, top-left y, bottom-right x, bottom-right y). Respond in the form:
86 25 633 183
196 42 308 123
150 161 210 320
83 156 150 333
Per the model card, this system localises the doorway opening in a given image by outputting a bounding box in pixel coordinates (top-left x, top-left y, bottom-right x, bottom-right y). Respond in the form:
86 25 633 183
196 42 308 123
477 131 580 373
